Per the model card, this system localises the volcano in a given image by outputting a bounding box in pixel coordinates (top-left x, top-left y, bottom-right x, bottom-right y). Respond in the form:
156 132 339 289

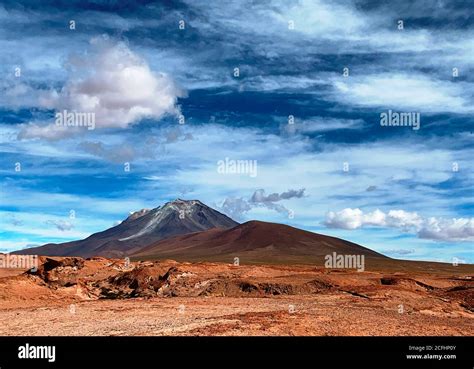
15 199 238 258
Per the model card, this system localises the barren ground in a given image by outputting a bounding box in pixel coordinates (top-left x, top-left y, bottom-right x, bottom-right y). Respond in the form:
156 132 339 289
0 257 472 336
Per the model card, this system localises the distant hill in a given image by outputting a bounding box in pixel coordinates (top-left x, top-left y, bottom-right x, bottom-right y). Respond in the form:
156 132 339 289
132 220 388 264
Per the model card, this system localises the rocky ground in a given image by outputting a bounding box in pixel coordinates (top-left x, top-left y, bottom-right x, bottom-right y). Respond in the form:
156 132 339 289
0 257 472 336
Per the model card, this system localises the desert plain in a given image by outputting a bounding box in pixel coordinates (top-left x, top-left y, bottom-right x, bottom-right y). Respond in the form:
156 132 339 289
0 256 472 336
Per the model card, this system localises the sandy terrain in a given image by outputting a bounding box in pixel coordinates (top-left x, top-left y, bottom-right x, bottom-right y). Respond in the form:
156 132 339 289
0 257 472 336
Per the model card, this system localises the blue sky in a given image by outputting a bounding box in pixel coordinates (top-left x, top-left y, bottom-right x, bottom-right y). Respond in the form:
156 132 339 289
0 0 473 263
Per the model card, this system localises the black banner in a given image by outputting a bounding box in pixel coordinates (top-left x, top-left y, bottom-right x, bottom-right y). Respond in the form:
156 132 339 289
0 336 472 369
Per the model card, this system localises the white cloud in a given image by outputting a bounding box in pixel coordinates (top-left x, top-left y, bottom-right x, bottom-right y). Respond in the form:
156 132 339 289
17 122 73 141
281 117 365 134
324 208 365 230
332 73 472 113
324 208 473 242
270 0 365 37
418 217 474 242
333 74 472 113
0 82 37 108
384 248 415 256
384 210 423 230
45 219 75 231
78 141 136 163
0 240 41 252
363 209 387 227
19 37 185 140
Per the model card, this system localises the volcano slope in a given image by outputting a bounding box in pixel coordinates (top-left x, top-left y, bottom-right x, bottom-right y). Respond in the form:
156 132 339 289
0 256 472 336
132 220 386 265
